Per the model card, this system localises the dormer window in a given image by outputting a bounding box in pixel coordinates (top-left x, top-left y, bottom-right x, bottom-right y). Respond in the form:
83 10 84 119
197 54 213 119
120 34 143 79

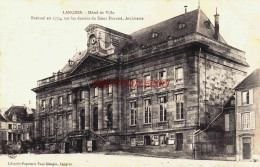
152 32 159 38
204 21 210 29
178 22 186 29
68 59 74 66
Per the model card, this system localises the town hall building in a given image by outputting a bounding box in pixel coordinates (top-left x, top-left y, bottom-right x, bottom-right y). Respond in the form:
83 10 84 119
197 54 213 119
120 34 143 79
32 8 249 157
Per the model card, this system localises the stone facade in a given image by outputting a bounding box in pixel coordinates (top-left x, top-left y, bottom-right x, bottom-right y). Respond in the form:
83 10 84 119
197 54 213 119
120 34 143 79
32 9 248 156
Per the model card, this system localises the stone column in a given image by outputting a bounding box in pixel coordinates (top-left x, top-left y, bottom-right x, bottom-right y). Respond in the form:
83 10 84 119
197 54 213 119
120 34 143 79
98 87 103 130
85 88 90 130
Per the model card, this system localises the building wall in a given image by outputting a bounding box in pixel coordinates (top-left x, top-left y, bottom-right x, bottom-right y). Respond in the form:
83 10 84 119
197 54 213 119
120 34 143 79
236 86 260 161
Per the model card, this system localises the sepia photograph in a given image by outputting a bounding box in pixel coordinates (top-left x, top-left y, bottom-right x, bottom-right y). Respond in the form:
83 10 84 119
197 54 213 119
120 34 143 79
0 0 260 166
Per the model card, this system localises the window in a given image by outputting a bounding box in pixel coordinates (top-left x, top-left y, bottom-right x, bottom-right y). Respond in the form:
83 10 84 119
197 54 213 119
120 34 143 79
176 93 184 120
242 91 249 105
18 125 21 130
67 94 72 104
13 124 17 130
50 117 54 135
58 96 63 106
237 89 253 106
130 79 137 93
107 104 113 129
175 67 183 84
159 96 167 122
94 87 98 97
42 119 45 136
50 98 54 108
144 99 151 123
130 102 137 125
8 133 12 141
108 84 113 95
159 71 166 80
8 124 12 129
144 74 151 90
242 113 250 130
80 90 85 101
225 114 230 131
178 22 186 29
42 100 46 110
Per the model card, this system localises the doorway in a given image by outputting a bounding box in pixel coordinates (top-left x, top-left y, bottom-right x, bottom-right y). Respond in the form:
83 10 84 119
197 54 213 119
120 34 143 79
93 107 98 131
76 139 83 153
65 142 70 153
176 133 183 151
144 136 151 146
243 137 251 159
92 140 97 151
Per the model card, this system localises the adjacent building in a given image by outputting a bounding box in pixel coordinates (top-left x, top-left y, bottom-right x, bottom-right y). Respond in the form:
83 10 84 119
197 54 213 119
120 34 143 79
235 69 260 161
32 8 249 157
0 105 34 153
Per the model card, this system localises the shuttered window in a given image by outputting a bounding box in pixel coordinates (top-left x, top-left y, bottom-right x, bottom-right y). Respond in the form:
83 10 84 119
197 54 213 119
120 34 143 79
250 111 255 129
249 89 254 104
225 114 230 131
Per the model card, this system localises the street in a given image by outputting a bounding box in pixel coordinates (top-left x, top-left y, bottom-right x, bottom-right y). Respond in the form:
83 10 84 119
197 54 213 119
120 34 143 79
1 153 260 167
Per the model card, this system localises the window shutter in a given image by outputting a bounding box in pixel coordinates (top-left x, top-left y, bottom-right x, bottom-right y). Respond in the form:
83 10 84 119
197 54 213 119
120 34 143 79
249 89 254 104
237 113 242 130
225 114 230 131
250 111 255 129
173 68 176 85
237 91 242 106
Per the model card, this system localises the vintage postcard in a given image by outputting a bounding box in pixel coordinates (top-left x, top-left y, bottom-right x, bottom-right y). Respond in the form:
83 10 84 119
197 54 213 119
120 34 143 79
0 0 260 166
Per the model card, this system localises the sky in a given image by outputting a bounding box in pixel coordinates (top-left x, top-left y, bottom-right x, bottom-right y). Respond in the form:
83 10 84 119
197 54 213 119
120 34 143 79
0 0 260 109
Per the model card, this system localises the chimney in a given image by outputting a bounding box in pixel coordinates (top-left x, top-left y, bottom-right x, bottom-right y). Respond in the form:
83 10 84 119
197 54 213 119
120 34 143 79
184 6 187 14
214 8 219 41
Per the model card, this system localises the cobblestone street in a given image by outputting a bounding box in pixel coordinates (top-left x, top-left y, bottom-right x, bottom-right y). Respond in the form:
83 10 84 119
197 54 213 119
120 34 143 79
1 153 260 167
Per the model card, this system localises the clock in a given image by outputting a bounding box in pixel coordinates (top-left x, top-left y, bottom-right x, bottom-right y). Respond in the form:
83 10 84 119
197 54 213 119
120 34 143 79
89 35 96 45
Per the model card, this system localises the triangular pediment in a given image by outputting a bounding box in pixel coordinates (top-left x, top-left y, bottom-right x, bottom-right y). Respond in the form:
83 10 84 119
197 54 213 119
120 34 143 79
68 53 117 76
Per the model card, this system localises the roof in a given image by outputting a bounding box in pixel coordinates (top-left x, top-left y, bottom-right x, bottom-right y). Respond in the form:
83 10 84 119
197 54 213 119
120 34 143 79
0 114 7 122
61 50 88 73
4 106 34 122
130 9 226 47
235 68 260 90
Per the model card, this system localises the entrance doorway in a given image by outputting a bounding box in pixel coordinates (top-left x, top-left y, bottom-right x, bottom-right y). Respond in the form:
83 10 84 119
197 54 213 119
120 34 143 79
76 139 83 153
93 107 98 131
80 109 85 130
65 142 70 153
176 133 183 151
243 137 251 159
92 140 97 151
144 136 151 145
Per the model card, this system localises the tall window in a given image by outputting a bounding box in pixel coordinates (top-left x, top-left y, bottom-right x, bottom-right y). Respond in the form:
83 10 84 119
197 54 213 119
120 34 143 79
225 114 230 131
42 100 46 110
58 96 63 106
159 71 167 80
50 98 54 108
175 67 183 84
94 87 98 97
67 94 72 104
130 102 137 125
80 90 85 101
242 112 250 130
130 79 137 93
242 91 249 105
176 93 184 120
144 99 151 123
159 96 167 122
108 84 113 95
42 119 45 136
144 74 151 90
107 104 113 129
50 117 54 135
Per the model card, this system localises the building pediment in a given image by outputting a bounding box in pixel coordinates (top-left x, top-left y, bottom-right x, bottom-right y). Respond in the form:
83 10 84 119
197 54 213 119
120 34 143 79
68 53 117 76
